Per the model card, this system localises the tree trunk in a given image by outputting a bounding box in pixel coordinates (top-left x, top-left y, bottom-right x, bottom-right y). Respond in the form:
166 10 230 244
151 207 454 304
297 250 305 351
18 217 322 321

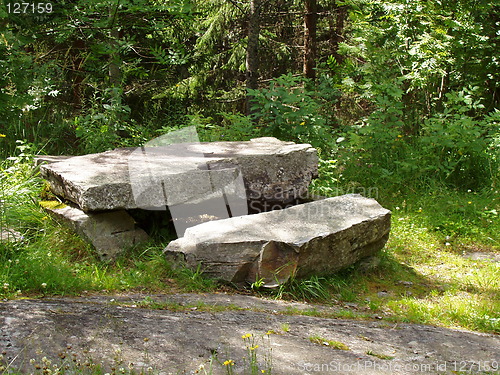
303 0 317 79
246 0 260 115
109 5 121 87
330 1 347 64
71 39 86 108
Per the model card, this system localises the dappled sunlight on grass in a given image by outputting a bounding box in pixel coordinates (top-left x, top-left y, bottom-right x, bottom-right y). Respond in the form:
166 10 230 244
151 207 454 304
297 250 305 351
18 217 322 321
371 198 500 333
386 291 500 333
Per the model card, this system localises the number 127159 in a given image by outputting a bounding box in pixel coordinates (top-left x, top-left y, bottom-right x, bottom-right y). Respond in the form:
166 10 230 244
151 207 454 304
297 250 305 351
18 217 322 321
6 2 53 14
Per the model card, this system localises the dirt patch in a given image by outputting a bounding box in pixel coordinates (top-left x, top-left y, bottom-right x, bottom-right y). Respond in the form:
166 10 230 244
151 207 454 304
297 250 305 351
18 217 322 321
1 294 499 374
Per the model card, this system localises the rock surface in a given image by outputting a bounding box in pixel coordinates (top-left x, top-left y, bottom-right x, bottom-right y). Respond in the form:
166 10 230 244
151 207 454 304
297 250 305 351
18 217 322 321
165 194 391 286
0 228 23 243
44 204 149 260
34 155 73 166
1 294 499 375
40 137 318 212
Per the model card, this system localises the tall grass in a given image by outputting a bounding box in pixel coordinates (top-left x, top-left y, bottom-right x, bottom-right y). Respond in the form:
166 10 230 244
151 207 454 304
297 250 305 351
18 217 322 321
0 148 44 239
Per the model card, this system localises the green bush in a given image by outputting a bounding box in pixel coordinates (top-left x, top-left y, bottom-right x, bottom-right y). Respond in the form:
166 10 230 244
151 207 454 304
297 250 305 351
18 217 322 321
248 74 335 153
74 87 148 153
338 86 499 191
192 112 256 142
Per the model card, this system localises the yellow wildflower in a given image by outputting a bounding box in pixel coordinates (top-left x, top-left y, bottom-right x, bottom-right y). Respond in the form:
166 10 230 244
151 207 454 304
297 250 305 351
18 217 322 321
241 333 252 339
0 134 6 138
223 360 234 366
299 121 305 126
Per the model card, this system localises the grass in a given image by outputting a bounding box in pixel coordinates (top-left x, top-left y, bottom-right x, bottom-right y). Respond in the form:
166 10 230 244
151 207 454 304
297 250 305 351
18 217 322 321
271 275 331 301
1 156 499 335
309 335 350 350
280 323 290 333
376 189 500 333
365 350 394 360
0 231 216 298
128 297 245 313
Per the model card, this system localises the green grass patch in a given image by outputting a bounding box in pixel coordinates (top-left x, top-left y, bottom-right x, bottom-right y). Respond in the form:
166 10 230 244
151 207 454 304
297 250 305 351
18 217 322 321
1 231 217 298
0 214 216 299
280 306 370 320
271 275 332 301
128 296 244 313
309 335 350 350
366 350 395 360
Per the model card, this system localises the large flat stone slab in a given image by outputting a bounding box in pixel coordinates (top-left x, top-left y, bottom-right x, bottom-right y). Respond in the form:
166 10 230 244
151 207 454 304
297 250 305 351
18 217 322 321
3 296 499 375
165 194 391 286
43 203 149 261
40 137 318 213
34 155 73 166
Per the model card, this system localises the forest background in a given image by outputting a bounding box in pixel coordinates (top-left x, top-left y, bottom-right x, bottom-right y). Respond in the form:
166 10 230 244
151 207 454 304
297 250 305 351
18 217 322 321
0 0 498 193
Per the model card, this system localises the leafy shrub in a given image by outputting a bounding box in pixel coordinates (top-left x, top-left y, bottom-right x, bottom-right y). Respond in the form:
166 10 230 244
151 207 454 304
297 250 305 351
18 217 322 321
339 85 499 191
419 89 499 189
192 112 256 142
74 87 142 153
248 74 335 153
